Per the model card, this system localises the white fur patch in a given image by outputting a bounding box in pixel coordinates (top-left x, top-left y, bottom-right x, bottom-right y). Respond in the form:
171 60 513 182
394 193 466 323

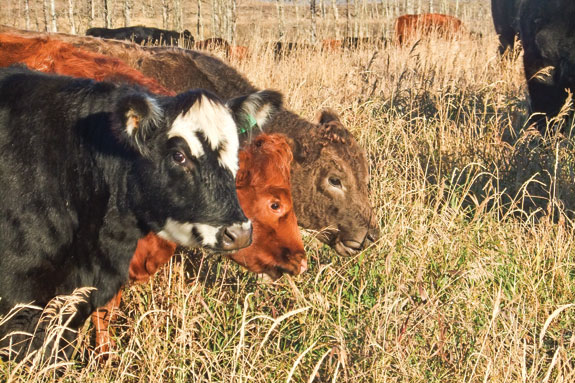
157 219 197 247
194 223 221 247
157 218 224 248
235 92 276 128
253 103 274 127
169 95 240 174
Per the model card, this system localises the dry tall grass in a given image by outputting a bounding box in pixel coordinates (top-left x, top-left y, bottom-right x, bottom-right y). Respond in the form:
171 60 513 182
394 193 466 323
2 3 575 383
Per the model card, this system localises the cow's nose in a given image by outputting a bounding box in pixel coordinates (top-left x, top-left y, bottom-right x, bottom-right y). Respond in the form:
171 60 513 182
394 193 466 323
298 256 308 275
221 222 252 251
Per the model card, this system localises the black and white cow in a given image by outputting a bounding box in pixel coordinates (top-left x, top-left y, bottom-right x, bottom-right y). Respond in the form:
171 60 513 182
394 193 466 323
86 26 194 46
519 0 575 132
0 66 281 359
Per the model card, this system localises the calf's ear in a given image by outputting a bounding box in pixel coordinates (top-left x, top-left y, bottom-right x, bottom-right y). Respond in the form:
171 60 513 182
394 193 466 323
114 92 162 157
314 108 342 125
226 90 283 133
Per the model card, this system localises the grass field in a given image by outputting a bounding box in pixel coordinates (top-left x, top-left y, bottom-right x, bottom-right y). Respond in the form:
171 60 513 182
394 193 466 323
2 1 575 382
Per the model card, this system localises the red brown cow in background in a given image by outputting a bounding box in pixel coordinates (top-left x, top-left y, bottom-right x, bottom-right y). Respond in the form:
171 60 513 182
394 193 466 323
395 13 463 45
228 45 249 61
321 39 342 51
0 33 306 354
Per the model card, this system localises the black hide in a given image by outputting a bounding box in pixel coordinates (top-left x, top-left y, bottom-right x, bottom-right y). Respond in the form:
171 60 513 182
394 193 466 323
0 67 246 359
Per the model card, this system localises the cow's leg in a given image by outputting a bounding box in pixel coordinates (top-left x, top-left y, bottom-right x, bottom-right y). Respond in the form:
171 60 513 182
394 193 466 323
91 290 123 355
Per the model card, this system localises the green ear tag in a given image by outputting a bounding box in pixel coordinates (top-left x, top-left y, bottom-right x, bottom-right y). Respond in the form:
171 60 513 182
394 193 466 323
239 114 258 134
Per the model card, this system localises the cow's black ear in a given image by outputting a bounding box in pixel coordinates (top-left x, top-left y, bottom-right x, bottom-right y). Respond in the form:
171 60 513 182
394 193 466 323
114 93 162 156
226 90 283 133
314 108 341 125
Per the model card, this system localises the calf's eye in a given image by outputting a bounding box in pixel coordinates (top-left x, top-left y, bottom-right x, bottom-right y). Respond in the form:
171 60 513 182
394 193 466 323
271 202 280 210
172 151 186 165
328 176 342 188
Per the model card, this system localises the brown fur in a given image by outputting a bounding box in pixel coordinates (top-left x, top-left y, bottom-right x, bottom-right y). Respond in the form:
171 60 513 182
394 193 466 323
395 13 463 45
0 25 380 256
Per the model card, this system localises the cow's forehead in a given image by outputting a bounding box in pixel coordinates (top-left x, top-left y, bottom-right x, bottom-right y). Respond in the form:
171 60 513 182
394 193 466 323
168 95 239 175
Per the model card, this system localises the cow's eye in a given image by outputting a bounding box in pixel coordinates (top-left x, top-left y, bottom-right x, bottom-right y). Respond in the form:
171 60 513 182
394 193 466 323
328 176 342 188
172 151 186 165
270 202 280 210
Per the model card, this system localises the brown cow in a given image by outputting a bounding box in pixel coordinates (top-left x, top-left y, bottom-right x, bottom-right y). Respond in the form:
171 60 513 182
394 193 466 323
0 33 172 95
0 26 380 257
228 45 249 61
321 39 342 51
395 13 463 45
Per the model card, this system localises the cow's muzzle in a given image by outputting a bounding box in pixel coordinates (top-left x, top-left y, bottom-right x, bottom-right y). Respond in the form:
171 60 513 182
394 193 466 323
220 221 252 251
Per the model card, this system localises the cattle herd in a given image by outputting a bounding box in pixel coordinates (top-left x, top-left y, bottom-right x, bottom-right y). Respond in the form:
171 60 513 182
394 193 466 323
0 0 573 364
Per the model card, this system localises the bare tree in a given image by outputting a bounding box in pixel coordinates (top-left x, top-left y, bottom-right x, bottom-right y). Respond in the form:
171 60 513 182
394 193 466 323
103 0 112 28
23 0 31 29
163 0 170 29
345 0 350 38
310 0 317 44
197 0 204 40
229 0 237 43
173 0 183 31
123 0 132 27
353 0 358 37
276 0 286 40
88 0 94 27
429 0 433 13
43 0 50 31
50 0 58 32
211 0 223 37
331 0 339 39
67 0 76 33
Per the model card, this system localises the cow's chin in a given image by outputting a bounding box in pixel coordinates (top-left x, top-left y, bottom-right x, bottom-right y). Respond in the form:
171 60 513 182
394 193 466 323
320 229 366 256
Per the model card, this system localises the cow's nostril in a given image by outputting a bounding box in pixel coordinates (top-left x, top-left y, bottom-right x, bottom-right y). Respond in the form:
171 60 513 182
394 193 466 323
221 223 252 251
366 232 376 243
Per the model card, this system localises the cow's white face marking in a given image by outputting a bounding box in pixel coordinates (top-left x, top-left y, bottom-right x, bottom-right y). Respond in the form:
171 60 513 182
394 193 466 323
193 223 221 247
157 218 222 248
157 219 198 247
169 95 240 175
157 218 252 248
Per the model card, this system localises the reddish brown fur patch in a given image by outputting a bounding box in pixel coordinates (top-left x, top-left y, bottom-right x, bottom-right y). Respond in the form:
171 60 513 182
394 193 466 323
0 33 175 95
394 13 463 45
228 45 249 61
231 134 306 279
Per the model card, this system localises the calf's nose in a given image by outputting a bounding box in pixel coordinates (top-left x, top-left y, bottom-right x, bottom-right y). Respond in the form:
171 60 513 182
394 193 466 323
221 222 252 251
298 256 308 275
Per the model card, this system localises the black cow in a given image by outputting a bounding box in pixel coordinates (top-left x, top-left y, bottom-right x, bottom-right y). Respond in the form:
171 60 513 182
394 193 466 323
86 26 194 46
272 42 316 59
0 66 281 359
519 0 575 131
491 0 521 55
